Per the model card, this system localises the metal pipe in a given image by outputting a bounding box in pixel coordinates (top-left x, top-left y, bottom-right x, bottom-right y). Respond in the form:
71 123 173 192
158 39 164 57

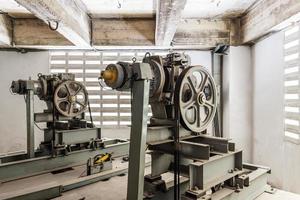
26 90 35 158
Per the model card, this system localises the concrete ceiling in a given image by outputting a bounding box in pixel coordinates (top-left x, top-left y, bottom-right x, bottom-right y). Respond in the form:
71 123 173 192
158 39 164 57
0 0 298 49
0 0 31 18
0 0 258 19
182 0 258 19
81 0 156 18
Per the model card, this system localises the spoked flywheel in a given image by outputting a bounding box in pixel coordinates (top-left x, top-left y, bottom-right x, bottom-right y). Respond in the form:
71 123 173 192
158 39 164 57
174 66 217 132
54 80 88 117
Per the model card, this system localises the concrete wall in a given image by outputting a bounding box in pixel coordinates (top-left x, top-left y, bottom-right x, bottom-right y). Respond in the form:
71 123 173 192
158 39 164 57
221 34 300 193
223 46 253 162
0 51 49 154
0 50 212 153
252 31 300 193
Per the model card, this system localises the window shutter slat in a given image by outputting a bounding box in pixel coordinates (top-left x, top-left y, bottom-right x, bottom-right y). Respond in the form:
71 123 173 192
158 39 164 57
284 24 300 144
50 50 159 127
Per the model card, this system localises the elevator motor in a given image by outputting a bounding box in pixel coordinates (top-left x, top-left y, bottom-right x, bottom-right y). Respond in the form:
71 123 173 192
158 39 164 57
11 73 88 118
100 52 217 132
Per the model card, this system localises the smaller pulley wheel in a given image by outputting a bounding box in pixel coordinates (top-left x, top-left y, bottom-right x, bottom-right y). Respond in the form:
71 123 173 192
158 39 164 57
174 66 217 132
54 80 88 117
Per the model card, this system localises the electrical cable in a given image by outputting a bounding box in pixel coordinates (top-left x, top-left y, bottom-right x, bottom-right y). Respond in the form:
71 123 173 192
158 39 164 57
52 83 57 154
173 58 182 200
34 122 44 131
87 97 94 127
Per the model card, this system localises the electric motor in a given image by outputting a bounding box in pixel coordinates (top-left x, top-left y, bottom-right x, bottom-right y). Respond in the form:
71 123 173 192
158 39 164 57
11 73 89 118
99 52 217 132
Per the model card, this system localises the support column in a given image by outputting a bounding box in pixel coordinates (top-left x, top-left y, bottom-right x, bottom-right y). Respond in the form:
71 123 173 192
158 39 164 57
127 79 150 200
26 90 35 158
212 45 228 137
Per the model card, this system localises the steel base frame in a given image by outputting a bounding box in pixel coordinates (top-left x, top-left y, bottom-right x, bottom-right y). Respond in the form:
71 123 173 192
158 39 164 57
182 164 271 200
144 129 271 200
144 164 270 200
0 161 152 200
0 139 129 182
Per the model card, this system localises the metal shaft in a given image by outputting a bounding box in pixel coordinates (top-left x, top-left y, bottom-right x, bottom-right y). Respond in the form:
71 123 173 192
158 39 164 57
126 79 150 200
26 90 35 158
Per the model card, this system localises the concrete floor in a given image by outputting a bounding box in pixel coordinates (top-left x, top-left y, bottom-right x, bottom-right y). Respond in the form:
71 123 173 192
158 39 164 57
53 173 128 200
52 173 300 200
1 157 300 200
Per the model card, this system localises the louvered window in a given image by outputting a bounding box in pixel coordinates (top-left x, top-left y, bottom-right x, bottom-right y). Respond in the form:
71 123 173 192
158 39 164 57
284 24 300 144
50 51 167 127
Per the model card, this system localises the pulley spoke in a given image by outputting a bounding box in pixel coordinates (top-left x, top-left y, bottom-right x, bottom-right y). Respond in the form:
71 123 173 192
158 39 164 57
187 76 197 94
182 99 195 109
74 86 82 96
202 103 212 119
199 73 208 92
196 105 201 127
76 101 85 107
64 83 71 95
204 101 214 108
57 97 68 102
68 103 74 114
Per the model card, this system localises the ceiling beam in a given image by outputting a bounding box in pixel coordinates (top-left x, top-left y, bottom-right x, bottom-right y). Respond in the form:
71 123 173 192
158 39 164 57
10 17 238 49
173 19 240 47
14 0 91 48
13 18 73 47
12 18 155 48
155 0 187 46
241 0 300 43
92 18 155 46
0 14 12 47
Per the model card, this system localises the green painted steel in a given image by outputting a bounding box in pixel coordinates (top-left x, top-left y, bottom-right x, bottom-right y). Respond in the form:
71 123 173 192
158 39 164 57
127 79 150 200
0 140 129 182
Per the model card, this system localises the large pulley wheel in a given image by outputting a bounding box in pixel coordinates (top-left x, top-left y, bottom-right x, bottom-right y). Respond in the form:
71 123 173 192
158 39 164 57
174 66 217 132
54 80 88 117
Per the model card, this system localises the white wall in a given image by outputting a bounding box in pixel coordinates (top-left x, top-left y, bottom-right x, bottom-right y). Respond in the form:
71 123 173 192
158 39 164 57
223 46 253 162
0 51 49 154
187 50 212 70
252 31 300 193
222 34 300 193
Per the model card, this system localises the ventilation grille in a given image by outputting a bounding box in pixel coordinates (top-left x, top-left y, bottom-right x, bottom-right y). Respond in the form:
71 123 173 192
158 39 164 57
50 51 167 127
284 24 300 144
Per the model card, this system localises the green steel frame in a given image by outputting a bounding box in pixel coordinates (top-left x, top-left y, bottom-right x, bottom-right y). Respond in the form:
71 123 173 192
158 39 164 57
0 139 129 182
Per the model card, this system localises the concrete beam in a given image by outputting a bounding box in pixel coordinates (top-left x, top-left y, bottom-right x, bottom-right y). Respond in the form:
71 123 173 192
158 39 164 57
241 0 300 43
13 18 72 47
92 18 155 46
173 19 239 47
12 18 154 48
0 14 12 47
9 17 238 49
155 0 187 46
14 0 91 48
